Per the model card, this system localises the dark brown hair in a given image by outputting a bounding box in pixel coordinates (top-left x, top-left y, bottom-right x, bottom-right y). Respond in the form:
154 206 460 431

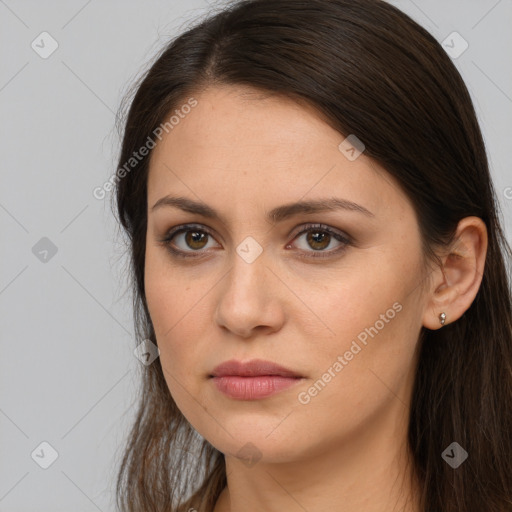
113 1 512 510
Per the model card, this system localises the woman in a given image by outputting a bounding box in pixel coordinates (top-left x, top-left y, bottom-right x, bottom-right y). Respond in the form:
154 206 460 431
113 0 512 510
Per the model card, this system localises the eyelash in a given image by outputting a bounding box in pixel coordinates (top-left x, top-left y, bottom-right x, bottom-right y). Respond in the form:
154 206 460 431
159 223 352 260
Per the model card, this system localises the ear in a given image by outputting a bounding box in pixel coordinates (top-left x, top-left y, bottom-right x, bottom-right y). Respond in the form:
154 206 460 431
422 216 488 330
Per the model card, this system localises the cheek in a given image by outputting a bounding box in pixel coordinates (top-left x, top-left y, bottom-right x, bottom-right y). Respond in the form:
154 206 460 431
293 259 413 347
146 281 199 354
291 254 423 402
145 274 205 425
144 242 203 339
144 253 212 400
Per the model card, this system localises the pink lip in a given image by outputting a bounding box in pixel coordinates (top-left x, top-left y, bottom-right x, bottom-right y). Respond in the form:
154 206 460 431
210 359 304 400
211 359 302 378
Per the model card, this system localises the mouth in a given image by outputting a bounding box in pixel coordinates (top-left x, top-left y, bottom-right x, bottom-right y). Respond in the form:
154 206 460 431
209 359 304 400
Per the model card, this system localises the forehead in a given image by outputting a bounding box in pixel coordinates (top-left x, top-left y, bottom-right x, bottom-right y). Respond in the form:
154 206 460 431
147 85 409 221
153 86 339 161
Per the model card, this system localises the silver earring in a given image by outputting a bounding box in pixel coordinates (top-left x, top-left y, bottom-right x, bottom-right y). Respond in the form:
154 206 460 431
439 312 446 325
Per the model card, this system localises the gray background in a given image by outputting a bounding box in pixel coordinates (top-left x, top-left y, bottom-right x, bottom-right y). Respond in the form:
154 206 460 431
0 0 511 510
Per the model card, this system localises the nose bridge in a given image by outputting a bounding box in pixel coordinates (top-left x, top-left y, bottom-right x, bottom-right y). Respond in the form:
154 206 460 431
224 241 269 304
214 240 284 336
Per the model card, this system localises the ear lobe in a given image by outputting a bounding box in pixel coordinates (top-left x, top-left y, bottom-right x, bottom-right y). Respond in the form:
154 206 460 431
422 216 487 330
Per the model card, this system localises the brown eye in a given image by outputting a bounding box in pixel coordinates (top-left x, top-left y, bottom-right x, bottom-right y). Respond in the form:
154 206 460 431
305 230 331 251
288 223 352 258
184 230 209 250
161 224 220 257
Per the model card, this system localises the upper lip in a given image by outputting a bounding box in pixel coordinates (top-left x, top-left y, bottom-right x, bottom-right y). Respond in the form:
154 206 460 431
210 359 302 378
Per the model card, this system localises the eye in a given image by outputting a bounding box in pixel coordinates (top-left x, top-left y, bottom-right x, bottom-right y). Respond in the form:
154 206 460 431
286 223 351 258
159 224 220 258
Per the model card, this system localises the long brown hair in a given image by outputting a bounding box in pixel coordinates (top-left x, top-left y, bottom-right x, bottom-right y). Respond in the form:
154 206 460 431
112 1 512 510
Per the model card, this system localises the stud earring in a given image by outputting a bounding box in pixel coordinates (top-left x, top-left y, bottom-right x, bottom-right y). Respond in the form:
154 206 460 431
439 312 446 326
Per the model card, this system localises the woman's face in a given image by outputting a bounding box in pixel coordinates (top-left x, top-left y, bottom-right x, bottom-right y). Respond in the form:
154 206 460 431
145 85 429 463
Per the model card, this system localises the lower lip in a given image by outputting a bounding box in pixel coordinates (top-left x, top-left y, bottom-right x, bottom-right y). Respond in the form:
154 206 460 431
211 376 302 400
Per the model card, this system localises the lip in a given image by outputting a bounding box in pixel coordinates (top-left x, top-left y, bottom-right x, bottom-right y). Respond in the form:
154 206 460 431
210 359 302 378
210 359 304 400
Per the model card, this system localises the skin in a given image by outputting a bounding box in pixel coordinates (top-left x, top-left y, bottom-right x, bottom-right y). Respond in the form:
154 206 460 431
144 85 487 512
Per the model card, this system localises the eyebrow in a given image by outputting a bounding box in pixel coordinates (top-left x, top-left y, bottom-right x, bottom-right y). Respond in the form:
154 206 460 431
151 195 374 223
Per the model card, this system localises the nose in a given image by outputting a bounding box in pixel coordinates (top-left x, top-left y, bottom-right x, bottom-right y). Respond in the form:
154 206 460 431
214 250 286 339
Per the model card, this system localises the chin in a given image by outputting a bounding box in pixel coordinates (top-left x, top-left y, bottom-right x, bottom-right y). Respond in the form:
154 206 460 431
197 415 310 464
